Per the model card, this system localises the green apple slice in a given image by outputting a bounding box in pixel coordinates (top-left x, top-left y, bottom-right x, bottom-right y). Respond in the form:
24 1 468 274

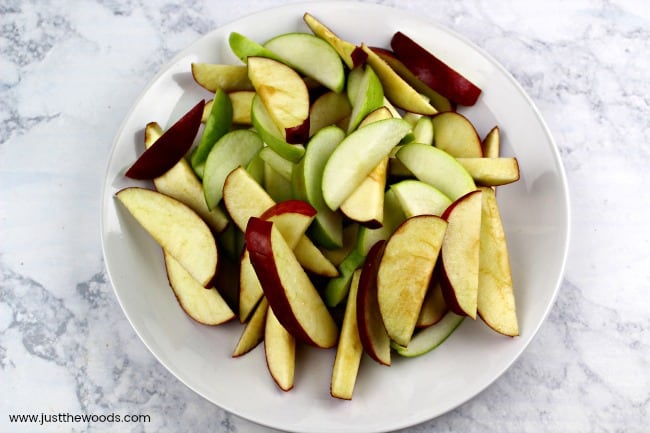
346 65 384 132
390 179 452 218
191 63 253 92
322 118 411 210
392 312 464 357
202 129 264 210
258 146 294 181
229 31 281 63
264 32 345 93
191 89 233 178
412 116 434 145
251 94 305 162
396 142 476 201
303 12 362 69
309 91 352 137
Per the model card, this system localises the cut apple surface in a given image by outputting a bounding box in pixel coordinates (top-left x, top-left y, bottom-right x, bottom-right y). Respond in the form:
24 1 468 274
432 111 483 158
164 251 235 325
191 63 253 92
393 312 464 357
377 215 448 347
228 91 255 124
456 157 520 187
233 296 268 357
330 269 364 400
322 118 412 210
391 31 482 106
416 274 448 328
308 92 352 137
125 100 204 180
246 217 339 348
346 65 385 133
251 94 306 162
247 56 310 143
390 179 452 218
264 305 296 391
340 156 388 228
482 126 501 158
144 122 229 233
115 187 218 287
440 190 483 319
303 12 361 69
477 187 519 336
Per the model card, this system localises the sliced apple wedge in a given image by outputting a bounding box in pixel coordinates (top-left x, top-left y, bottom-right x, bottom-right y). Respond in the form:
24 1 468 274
125 100 204 180
391 31 482 106
191 63 253 92
377 215 447 347
247 56 310 144
331 269 364 400
258 146 295 181
144 122 229 233
346 65 385 133
246 217 339 348
229 31 282 63
482 126 501 158
356 240 391 366
412 115 434 145
456 157 520 187
233 296 268 357
393 312 464 357
191 89 232 178
390 179 452 218
396 142 476 201
440 190 483 319
292 236 339 277
322 118 412 210
340 156 388 228
303 12 363 69
202 129 264 210
477 187 519 336
115 187 218 286
360 43 436 115
228 91 255 125
264 32 346 93
239 250 263 323
432 111 483 158
163 252 234 325
308 91 352 137
251 94 306 162
264 305 296 391
416 273 448 328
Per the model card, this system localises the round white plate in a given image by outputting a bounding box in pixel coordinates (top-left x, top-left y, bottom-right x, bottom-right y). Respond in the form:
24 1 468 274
101 2 570 432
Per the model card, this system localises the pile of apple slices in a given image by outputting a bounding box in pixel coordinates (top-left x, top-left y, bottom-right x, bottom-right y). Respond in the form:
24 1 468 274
115 12 521 400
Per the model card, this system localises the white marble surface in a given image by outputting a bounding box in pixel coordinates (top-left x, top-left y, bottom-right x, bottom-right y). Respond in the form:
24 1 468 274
1 0 648 432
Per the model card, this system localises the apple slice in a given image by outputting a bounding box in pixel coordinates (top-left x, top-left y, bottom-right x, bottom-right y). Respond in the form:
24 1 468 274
477 187 519 336
247 56 310 144
346 65 384 133
246 217 339 348
202 129 264 210
143 122 229 233
440 190 483 319
393 312 464 357
360 44 436 115
391 31 481 106
412 116 434 145
229 31 281 63
456 157 520 187
377 215 447 347
190 89 233 178
356 240 391 366
390 179 452 218
396 142 476 201
331 269 364 400
191 63 253 92
251 94 306 162
229 91 255 125
258 146 294 181
115 187 217 286
370 47 455 112
292 125 346 249
264 32 346 93
320 223 358 266
163 251 234 325
322 118 412 210
340 156 388 228
416 273 448 328
482 126 501 158
308 91 352 137
303 12 365 69
233 296 268 357
264 305 296 391
125 100 204 180
291 236 339 277
431 111 483 158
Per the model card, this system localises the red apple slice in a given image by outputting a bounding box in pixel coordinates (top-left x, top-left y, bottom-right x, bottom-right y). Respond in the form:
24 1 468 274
391 31 481 106
331 269 364 400
245 217 339 348
125 100 204 179
377 215 448 347
477 187 519 336
440 190 483 319
356 240 391 366
264 305 296 391
233 296 269 357
115 187 218 287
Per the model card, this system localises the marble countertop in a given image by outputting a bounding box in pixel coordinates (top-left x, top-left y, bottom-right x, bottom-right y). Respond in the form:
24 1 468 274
1 0 648 432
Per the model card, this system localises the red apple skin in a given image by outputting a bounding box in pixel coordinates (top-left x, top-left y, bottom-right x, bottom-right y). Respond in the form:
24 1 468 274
259 199 317 220
350 45 369 67
390 32 481 106
285 117 311 144
245 217 336 348
125 100 204 179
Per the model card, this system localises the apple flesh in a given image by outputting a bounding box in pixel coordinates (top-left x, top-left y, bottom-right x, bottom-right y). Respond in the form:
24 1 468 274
456 157 520 187
390 31 481 106
390 179 452 218
233 296 268 357
416 274 448 328
125 100 204 180
264 305 296 391
393 311 464 357
302 12 365 69
191 63 253 92
440 190 483 319
115 187 218 287
377 215 448 347
251 94 306 162
228 31 282 63
477 187 519 336
346 65 385 133
482 126 501 158
245 217 339 348
432 111 483 158
308 91 352 138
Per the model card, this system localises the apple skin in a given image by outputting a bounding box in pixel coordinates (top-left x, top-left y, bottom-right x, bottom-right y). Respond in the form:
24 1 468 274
391 31 481 106
125 100 204 180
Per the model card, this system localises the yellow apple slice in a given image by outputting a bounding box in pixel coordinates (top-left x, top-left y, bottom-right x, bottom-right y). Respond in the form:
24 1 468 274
264 305 295 391
377 215 448 346
456 157 520 187
115 187 218 287
233 296 268 357
482 126 501 158
191 63 253 92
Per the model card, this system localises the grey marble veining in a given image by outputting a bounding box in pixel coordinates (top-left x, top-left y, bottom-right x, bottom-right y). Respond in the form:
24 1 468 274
1 1 649 432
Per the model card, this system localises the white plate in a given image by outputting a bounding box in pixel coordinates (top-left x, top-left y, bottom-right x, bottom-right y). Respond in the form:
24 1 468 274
100 2 570 432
